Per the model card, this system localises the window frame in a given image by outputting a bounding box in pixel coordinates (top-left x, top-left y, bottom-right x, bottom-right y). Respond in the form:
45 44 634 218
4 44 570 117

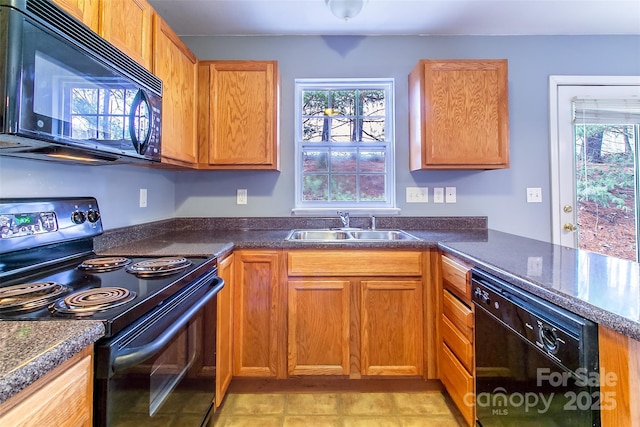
292 78 398 215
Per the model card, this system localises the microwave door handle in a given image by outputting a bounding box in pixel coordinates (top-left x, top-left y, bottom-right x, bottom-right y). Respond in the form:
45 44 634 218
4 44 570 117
129 89 152 155
110 278 222 374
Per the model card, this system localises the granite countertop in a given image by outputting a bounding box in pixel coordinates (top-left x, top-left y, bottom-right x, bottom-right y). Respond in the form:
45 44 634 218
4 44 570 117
0 320 104 404
439 230 640 341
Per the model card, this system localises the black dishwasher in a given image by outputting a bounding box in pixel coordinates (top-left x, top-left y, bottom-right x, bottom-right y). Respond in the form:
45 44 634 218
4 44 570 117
471 268 601 427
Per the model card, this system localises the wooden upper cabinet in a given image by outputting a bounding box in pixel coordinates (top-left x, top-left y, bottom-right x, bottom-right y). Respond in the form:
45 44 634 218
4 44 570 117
100 0 153 70
409 59 510 170
198 61 280 170
51 0 100 32
153 14 198 166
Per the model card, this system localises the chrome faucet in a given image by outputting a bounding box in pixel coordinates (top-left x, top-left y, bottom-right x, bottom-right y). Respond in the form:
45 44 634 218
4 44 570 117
337 211 350 228
370 215 376 230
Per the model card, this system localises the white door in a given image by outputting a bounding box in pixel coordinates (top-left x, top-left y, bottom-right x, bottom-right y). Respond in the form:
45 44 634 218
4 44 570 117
550 77 640 261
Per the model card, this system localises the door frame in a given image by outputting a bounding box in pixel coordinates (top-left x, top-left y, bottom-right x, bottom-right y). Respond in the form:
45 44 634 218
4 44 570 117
548 75 640 246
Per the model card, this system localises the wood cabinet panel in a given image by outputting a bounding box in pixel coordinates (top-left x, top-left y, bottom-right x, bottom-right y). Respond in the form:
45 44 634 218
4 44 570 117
441 254 471 302
0 346 93 427
100 0 153 69
198 61 280 170
409 59 509 170
233 250 283 377
441 314 473 372
52 0 100 32
288 250 422 277
215 254 234 407
153 14 198 166
287 280 350 375
361 280 423 376
598 325 640 427
442 289 473 339
440 344 475 426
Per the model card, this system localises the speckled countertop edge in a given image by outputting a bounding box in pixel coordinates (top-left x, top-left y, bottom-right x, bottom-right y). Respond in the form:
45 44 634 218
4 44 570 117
0 320 105 404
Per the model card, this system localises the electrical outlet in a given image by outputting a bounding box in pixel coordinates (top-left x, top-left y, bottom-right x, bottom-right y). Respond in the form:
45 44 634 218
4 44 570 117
527 256 543 276
237 189 247 205
527 187 542 203
139 188 147 208
445 187 456 203
433 188 444 203
406 187 428 203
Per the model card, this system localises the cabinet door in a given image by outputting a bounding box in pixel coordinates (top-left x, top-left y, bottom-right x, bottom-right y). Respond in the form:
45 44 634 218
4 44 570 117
361 280 423 376
100 0 153 69
288 280 350 376
198 61 280 170
0 346 93 427
215 254 234 407
409 59 509 170
233 250 283 377
51 0 100 32
153 14 198 166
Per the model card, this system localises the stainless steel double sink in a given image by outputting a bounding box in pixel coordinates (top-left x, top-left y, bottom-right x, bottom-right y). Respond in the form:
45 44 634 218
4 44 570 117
286 229 420 242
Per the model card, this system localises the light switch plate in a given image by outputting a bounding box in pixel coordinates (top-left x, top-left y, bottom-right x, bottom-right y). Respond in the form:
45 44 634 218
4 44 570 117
237 189 247 205
433 188 444 203
139 188 147 208
406 187 428 203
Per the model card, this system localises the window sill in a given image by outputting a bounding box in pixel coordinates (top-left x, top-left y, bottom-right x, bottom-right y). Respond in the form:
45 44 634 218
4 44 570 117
291 208 401 216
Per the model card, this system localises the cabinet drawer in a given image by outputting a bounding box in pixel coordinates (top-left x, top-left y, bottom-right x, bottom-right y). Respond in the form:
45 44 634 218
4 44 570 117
288 250 422 277
440 344 475 426
441 255 471 301
442 290 473 340
441 314 473 372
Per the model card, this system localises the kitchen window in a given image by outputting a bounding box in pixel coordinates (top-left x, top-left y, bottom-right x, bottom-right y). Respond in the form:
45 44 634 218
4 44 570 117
293 78 397 214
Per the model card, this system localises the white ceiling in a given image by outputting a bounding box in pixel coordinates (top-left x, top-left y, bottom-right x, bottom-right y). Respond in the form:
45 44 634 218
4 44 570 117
148 0 640 37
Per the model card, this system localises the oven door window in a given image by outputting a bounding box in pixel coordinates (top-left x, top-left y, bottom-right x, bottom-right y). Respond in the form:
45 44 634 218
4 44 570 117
106 309 216 426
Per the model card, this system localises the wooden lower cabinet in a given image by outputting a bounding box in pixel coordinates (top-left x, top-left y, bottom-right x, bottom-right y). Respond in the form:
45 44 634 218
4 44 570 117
287 280 351 375
215 253 234 407
598 325 640 427
286 250 426 378
233 250 285 378
438 252 475 426
361 279 423 376
0 346 94 427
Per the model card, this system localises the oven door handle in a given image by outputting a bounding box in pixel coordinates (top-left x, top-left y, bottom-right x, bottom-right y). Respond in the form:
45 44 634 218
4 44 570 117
111 277 223 373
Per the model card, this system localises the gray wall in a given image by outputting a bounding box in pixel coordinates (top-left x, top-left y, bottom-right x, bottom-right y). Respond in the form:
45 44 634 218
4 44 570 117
1 35 638 240
176 35 640 241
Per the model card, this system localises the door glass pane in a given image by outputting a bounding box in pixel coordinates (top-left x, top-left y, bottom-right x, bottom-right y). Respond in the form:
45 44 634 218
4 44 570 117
574 122 638 261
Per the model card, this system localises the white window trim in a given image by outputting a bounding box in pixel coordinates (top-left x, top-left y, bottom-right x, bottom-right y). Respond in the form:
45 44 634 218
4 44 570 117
292 78 397 215
548 75 640 245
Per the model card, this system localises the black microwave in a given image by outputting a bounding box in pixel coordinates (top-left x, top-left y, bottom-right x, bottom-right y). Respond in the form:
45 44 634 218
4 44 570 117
0 0 162 164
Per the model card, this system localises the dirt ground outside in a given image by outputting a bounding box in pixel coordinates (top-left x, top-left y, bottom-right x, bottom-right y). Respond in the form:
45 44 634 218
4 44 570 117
578 186 637 261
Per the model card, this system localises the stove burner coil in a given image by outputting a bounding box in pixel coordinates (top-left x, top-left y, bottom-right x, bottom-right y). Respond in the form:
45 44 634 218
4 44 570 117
78 257 132 272
49 287 136 317
125 256 193 277
0 282 70 313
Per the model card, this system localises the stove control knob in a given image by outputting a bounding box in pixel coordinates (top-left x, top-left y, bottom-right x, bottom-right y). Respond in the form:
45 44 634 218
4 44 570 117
71 210 87 224
87 209 100 223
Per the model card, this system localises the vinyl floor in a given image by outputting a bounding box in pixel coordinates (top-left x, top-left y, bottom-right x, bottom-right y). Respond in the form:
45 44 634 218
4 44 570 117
212 379 466 427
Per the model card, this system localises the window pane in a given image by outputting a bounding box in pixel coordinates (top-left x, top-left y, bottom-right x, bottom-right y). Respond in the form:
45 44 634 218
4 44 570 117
303 151 328 172
71 116 97 139
360 150 385 172
332 90 355 116
362 119 385 142
331 151 357 172
361 89 385 116
331 175 357 201
329 118 356 142
303 175 328 201
302 90 329 116
71 88 98 114
302 118 329 142
360 175 386 201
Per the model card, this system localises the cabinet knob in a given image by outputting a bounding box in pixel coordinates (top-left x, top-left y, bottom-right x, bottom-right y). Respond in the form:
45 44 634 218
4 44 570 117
563 223 578 232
